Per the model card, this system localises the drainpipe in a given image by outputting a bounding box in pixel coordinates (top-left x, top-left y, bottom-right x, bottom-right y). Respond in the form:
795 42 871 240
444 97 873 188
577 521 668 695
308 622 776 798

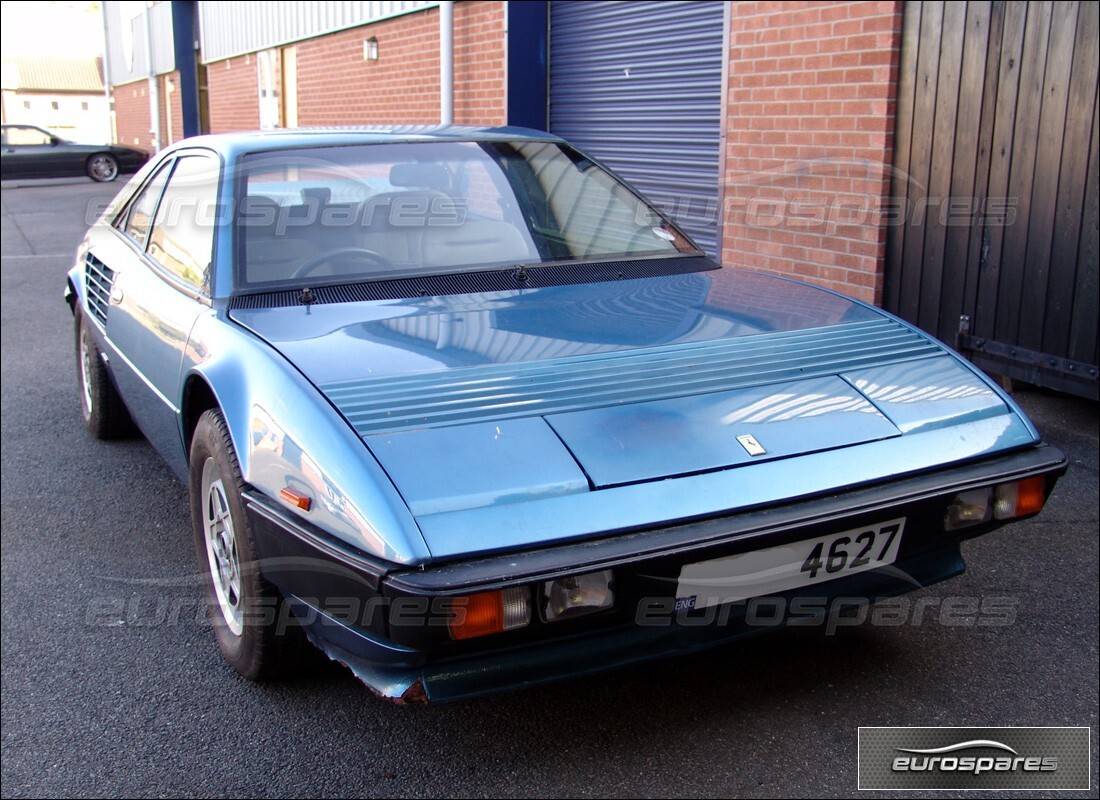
144 1 161 152
100 6 115 143
440 0 453 125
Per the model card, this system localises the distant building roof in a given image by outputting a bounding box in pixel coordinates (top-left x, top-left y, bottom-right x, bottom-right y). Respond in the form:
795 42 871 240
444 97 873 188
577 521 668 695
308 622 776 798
0 56 105 93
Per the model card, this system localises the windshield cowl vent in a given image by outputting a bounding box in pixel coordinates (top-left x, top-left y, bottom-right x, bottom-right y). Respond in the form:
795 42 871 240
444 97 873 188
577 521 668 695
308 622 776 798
230 256 717 309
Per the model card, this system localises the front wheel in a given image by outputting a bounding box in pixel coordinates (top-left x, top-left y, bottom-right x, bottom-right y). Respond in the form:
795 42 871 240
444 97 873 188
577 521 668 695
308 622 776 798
86 153 119 182
190 409 308 679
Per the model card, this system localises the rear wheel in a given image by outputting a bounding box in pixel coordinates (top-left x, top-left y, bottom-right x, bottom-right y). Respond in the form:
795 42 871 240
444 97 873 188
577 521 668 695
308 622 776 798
86 153 119 182
190 408 309 679
75 312 134 439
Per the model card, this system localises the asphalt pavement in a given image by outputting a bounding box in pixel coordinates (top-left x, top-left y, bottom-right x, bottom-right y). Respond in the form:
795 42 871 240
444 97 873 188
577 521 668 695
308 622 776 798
1 177 1097 798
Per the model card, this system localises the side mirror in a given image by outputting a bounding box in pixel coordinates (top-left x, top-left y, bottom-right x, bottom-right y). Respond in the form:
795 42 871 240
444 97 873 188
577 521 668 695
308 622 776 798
50 136 61 146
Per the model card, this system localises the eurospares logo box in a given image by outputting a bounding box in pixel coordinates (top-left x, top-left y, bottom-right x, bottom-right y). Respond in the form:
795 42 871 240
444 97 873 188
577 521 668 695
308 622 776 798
858 727 1090 791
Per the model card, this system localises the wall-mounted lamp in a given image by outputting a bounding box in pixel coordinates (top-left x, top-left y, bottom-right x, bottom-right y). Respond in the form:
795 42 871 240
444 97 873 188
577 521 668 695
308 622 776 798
363 36 379 62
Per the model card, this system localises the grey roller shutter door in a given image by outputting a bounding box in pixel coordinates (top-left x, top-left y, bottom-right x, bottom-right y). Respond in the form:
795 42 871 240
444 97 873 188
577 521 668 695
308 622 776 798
549 0 725 257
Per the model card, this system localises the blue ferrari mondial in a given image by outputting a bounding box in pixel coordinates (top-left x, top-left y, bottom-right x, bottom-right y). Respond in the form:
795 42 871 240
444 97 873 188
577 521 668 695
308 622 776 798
67 127 1066 702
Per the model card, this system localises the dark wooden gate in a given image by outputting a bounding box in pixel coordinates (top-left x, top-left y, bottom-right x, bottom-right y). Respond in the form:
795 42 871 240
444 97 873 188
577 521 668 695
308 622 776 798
886 1 1098 400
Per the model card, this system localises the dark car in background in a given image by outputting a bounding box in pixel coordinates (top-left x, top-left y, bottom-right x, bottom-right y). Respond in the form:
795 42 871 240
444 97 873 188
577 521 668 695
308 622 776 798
1 124 147 182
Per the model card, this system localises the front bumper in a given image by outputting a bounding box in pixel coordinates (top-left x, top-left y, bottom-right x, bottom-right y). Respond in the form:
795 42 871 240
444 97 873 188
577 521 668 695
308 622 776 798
247 444 1066 702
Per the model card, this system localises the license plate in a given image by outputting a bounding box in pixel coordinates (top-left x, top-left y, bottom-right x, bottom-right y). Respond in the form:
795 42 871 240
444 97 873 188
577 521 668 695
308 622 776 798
675 518 906 611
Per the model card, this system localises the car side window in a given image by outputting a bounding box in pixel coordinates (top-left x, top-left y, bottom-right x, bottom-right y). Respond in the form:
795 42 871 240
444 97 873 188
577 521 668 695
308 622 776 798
122 161 173 250
147 155 218 291
3 126 52 146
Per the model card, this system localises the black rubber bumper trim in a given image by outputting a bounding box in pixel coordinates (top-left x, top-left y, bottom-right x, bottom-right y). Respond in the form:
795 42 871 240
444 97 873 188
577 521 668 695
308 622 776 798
243 444 1065 600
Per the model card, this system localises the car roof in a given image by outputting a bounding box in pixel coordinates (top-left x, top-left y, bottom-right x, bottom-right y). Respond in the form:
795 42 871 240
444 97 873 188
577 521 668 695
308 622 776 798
162 125 565 160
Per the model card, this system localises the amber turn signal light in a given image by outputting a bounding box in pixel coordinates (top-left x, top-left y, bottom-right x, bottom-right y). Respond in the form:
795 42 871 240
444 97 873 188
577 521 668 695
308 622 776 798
278 487 312 511
994 476 1047 519
449 587 531 640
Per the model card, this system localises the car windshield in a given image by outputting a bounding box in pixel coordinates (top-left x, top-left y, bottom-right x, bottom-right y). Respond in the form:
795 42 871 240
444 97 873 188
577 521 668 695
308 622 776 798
236 139 698 290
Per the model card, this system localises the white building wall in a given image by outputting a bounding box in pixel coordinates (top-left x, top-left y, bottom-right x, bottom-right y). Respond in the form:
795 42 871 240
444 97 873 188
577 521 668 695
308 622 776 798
2 92 112 144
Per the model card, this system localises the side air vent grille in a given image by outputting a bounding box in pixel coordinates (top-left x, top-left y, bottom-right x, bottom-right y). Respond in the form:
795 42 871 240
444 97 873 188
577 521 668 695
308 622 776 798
84 253 115 326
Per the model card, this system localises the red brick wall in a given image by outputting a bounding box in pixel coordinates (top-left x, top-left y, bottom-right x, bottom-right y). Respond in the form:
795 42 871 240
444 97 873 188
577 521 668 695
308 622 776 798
112 79 151 149
454 1 506 125
112 73 186 150
721 1 903 303
206 54 260 133
297 8 442 125
290 1 506 127
181 3 507 134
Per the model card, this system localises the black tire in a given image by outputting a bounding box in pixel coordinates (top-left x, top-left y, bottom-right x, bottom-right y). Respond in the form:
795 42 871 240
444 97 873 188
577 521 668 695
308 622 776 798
75 312 135 439
86 153 119 182
189 408 309 680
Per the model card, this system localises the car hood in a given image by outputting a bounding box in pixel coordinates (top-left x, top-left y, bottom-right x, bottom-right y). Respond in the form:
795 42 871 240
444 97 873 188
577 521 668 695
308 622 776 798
231 267 1035 558
232 268 898 383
